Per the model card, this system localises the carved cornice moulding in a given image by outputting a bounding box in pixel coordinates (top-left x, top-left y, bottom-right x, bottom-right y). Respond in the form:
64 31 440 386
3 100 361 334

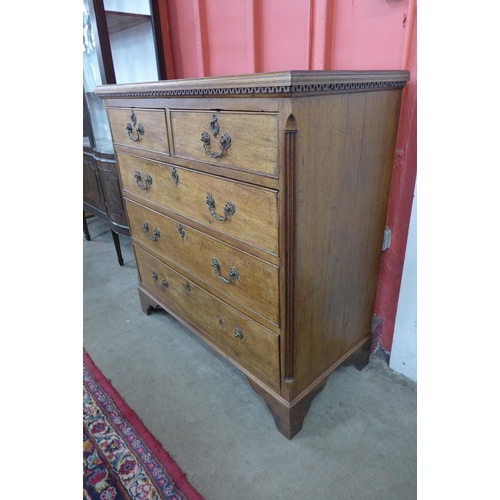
95 70 410 99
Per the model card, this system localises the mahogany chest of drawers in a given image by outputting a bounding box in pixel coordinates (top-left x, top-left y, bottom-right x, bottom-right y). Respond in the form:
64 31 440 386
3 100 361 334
96 71 409 439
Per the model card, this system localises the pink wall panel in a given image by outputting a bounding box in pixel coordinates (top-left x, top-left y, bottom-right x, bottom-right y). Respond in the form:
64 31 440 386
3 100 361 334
331 0 407 70
165 0 199 79
260 0 311 72
204 1 249 76
309 0 335 70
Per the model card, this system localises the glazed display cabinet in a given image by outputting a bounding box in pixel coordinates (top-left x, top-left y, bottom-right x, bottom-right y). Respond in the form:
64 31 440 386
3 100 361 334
83 0 165 264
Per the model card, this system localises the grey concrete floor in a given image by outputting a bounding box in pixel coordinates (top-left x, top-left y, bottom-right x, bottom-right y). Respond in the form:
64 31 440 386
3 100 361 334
83 216 417 500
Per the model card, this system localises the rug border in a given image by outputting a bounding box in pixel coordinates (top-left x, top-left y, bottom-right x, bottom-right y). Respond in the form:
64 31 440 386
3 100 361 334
83 350 204 500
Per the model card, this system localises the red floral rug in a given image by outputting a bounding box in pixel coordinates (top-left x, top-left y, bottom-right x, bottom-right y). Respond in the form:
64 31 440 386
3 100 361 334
84 350 204 500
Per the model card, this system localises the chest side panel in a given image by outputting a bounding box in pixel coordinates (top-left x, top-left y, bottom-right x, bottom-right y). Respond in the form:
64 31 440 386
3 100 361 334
290 90 403 395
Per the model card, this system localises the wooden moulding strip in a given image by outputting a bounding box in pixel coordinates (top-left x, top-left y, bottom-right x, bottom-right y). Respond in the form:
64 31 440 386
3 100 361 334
284 124 297 382
95 70 410 99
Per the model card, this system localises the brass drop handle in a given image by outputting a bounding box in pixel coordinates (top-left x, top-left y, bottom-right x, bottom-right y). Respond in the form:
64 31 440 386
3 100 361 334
171 167 179 185
125 111 144 142
135 171 152 190
206 194 235 221
234 329 243 340
212 258 239 284
200 115 231 158
143 222 160 241
152 272 168 291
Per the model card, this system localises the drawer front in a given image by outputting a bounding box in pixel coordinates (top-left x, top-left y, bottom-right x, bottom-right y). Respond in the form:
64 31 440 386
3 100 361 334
117 153 279 255
108 108 169 154
170 110 278 176
135 246 280 387
127 201 279 325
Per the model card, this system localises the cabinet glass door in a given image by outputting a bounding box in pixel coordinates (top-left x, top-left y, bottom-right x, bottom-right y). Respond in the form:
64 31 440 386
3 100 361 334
104 0 160 84
83 0 113 153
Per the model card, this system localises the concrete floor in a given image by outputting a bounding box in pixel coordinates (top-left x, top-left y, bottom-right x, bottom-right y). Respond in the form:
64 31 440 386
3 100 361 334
83 216 417 500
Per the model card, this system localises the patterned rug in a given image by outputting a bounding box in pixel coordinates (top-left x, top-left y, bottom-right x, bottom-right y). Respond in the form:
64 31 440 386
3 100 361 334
84 351 204 500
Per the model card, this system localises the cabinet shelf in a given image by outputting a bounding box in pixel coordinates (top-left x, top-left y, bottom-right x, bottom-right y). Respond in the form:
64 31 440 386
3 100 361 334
105 11 151 35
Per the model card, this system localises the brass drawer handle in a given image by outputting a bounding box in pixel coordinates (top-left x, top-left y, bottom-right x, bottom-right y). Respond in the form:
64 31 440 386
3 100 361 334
171 167 179 185
125 111 144 142
234 329 243 340
200 115 231 158
143 222 160 241
135 171 152 190
151 272 168 291
212 258 239 284
206 194 235 221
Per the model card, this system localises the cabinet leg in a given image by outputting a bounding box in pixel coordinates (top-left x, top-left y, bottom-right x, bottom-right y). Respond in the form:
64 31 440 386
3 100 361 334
111 230 124 266
138 287 162 316
247 378 327 440
83 211 91 241
341 334 371 371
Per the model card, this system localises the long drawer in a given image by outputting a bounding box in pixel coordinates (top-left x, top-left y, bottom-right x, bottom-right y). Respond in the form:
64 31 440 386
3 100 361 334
135 246 280 387
126 200 279 325
116 152 279 255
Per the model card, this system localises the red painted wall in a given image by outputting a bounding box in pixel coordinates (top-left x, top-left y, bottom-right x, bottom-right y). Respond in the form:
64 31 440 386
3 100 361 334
157 0 417 355
373 2 417 352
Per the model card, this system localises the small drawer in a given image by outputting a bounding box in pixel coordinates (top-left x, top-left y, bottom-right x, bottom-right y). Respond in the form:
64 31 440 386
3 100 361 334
108 107 169 154
170 110 278 176
135 246 280 387
117 153 279 255
126 201 279 326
